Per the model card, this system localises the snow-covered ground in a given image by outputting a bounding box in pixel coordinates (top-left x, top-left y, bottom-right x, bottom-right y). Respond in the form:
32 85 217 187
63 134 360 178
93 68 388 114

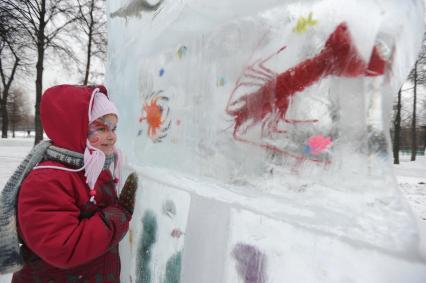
0 138 425 283
394 154 426 221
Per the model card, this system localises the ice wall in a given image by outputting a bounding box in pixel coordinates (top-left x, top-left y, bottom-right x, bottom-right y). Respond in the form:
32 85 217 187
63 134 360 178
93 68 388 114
106 0 426 282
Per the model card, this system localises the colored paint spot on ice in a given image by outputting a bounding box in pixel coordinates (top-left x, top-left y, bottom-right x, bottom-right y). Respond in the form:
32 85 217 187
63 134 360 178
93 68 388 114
293 12 318 34
176 119 181 126
303 144 311 154
170 228 184 238
128 228 134 246
162 199 177 218
159 68 165 77
136 210 158 283
164 251 182 283
217 77 226 87
305 135 332 155
232 243 266 283
144 98 163 136
110 0 164 20
139 90 171 143
176 46 188 59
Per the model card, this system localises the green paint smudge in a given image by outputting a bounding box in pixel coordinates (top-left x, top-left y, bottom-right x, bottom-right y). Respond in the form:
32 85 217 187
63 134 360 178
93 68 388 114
216 77 226 87
176 46 188 59
163 251 182 283
136 210 158 283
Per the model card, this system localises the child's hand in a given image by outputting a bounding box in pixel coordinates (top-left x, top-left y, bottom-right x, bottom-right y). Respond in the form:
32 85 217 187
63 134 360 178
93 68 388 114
79 200 99 219
118 172 138 215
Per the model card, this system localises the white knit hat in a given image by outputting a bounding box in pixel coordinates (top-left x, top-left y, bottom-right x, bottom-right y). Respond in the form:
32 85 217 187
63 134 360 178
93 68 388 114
89 91 119 123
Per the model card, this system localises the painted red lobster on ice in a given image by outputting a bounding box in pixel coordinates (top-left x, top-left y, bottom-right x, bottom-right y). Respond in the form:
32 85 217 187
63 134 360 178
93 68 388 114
226 22 388 159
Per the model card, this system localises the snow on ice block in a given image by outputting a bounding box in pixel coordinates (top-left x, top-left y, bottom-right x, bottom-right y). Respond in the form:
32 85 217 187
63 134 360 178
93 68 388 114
107 0 426 281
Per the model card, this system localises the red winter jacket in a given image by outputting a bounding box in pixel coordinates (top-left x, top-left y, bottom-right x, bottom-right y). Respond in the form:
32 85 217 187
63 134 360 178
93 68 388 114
12 85 130 283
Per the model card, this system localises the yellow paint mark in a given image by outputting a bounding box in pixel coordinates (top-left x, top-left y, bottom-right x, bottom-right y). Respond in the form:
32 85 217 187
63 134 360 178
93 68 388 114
177 46 187 59
293 12 318 34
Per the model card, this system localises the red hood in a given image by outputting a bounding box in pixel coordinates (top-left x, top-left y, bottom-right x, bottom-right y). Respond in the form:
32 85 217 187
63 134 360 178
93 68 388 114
41 84 108 153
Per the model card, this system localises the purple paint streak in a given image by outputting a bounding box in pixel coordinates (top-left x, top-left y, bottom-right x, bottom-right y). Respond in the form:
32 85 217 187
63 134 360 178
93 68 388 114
232 243 267 283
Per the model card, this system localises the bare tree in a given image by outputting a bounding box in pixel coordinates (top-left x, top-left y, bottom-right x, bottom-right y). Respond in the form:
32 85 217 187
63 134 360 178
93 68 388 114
3 0 80 145
407 34 426 160
393 88 402 164
77 0 107 85
0 2 30 138
8 88 32 137
410 60 419 161
0 41 19 138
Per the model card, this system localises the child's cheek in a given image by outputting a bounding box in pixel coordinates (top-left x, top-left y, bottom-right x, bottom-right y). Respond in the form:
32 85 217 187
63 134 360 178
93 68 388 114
88 135 101 146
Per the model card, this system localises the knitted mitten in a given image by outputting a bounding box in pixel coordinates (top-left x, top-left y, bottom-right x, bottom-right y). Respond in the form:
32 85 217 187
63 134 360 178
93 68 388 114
79 200 99 219
118 172 138 215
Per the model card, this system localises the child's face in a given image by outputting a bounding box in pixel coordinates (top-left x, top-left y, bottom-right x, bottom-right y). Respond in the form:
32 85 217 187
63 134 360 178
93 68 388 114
88 114 118 155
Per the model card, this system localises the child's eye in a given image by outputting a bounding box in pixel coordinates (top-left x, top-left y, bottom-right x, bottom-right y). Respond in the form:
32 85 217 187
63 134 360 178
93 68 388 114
96 127 106 132
112 127 117 132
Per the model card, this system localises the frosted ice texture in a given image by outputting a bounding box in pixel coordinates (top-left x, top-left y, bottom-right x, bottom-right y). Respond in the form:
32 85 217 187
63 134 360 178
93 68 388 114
107 0 426 282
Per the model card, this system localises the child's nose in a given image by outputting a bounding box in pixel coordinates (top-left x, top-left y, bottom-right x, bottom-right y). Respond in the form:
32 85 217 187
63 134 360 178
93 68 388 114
106 130 116 139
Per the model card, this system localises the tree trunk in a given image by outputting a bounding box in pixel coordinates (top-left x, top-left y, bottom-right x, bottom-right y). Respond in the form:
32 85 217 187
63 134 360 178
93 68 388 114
11 96 16 138
34 0 46 145
83 0 95 85
1 100 8 138
393 88 402 164
34 44 44 145
83 33 92 85
411 61 418 161
0 49 19 139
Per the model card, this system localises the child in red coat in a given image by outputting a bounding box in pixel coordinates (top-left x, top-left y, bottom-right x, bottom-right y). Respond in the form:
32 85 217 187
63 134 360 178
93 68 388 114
0 85 137 283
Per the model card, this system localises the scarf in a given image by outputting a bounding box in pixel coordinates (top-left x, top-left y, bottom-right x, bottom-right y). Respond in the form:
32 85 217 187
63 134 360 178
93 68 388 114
0 141 114 274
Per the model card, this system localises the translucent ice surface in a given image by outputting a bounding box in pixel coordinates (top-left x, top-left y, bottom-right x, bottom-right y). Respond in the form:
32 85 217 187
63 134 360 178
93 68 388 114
107 0 426 282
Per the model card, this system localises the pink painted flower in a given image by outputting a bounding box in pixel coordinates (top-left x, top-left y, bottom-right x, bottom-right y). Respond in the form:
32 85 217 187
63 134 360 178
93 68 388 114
307 135 332 155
